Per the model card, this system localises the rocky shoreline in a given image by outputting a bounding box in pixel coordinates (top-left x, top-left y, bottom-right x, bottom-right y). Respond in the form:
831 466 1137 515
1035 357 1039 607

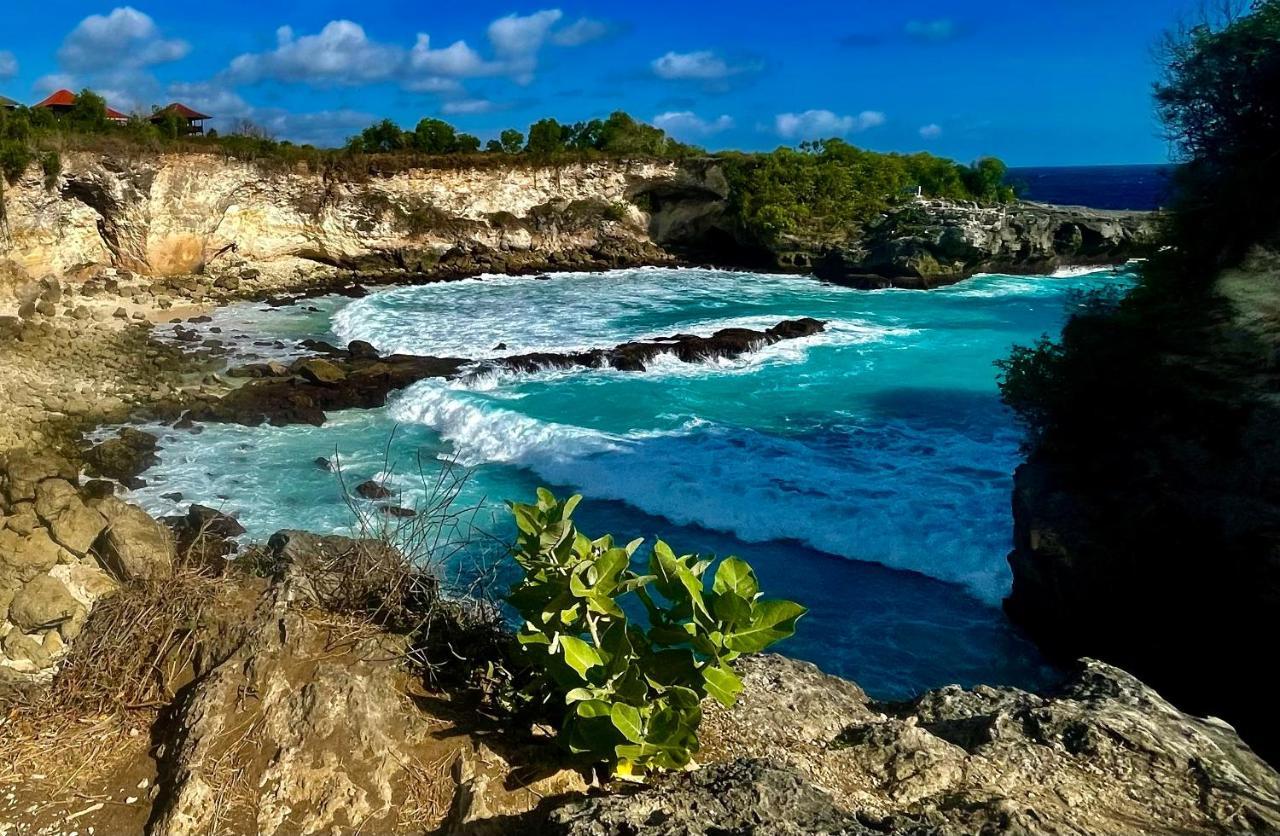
2 152 1273 834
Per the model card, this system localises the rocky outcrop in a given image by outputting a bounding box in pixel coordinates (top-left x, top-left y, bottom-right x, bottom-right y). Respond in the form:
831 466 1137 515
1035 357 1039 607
1 451 119 679
554 654 1280 834
180 319 825 428
812 200 1157 288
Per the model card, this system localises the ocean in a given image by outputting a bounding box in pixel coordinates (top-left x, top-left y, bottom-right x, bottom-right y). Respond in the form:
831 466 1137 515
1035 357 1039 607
1007 164 1174 211
130 265 1136 699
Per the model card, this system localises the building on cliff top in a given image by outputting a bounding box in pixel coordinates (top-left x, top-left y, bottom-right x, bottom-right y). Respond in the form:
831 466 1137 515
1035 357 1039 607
33 89 129 123
148 102 212 135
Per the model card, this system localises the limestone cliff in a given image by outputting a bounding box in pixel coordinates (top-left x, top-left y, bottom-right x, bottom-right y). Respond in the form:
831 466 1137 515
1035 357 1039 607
1 152 1156 298
0 152 681 295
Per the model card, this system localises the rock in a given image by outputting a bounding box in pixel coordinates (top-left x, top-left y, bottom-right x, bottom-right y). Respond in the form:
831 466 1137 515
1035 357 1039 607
8 575 78 630
34 479 107 555
313 457 333 472
549 759 865 836
83 428 159 486
1 630 52 669
3 508 39 536
691 655 1280 834
183 504 246 539
378 505 416 518
355 480 392 500
293 358 347 386
0 449 77 504
347 339 380 360
0 527 64 584
113 306 129 318
91 496 175 581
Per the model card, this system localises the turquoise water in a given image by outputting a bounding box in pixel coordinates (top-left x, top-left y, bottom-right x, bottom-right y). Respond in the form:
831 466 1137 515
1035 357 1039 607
134 266 1132 698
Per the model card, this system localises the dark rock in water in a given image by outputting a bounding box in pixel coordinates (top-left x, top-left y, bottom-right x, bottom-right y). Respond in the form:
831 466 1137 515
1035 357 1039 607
378 505 416 518
266 296 296 307
347 339 380 360
492 342 507 351
188 315 213 323
355 480 392 500
299 339 344 355
494 317 826 375
183 504 246 539
314 456 333 472
293 358 347 386
161 491 184 502
84 428 159 485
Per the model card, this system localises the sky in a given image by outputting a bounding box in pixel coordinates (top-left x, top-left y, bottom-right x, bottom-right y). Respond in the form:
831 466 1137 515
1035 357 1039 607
0 1 1194 165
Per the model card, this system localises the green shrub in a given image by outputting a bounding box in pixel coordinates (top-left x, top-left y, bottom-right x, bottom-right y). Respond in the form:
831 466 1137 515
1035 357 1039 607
506 489 806 777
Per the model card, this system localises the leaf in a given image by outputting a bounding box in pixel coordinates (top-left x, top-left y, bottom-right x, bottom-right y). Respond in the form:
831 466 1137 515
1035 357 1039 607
710 589 752 626
610 703 645 744
574 699 612 718
702 663 743 708
713 557 759 600
559 635 603 679
565 687 595 704
723 600 808 653
561 493 582 520
644 648 698 686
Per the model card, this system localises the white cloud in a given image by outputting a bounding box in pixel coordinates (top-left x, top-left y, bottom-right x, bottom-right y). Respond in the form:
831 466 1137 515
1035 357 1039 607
58 7 189 73
487 10 563 84
441 98 499 115
226 21 402 85
652 50 737 81
34 73 79 95
905 19 958 41
0 51 17 80
775 109 886 139
919 123 943 139
552 17 610 47
653 111 734 138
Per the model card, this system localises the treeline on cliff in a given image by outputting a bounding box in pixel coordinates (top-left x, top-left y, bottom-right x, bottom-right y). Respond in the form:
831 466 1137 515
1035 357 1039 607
1 92 1012 237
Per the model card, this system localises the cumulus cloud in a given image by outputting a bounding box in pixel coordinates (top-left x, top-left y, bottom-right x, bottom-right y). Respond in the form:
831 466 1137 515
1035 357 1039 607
441 98 500 115
905 19 959 42
919 123 943 139
226 21 401 86
552 17 610 47
652 50 738 81
487 10 563 84
775 109 886 139
653 111 734 138
409 35 497 78
58 7 189 73
0 51 17 80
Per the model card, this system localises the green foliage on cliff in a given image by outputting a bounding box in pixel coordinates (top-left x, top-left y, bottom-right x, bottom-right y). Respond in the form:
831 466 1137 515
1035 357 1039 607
719 139 1016 244
507 490 805 777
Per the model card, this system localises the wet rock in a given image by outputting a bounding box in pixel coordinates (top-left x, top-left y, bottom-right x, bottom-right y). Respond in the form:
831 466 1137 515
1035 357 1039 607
293 358 347 386
347 339 380 360
8 575 78 631
355 480 392 500
313 457 333 472
83 428 159 486
378 505 416 518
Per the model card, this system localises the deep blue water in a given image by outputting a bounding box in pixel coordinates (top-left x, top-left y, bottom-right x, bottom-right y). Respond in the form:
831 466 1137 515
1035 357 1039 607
1007 164 1174 210
134 267 1137 700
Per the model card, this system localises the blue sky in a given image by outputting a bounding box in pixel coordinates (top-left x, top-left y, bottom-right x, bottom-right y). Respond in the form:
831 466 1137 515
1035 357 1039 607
0 1 1190 165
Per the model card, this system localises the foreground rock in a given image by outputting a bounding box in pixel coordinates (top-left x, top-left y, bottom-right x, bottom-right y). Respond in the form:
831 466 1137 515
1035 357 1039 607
180 319 824 428
554 655 1280 834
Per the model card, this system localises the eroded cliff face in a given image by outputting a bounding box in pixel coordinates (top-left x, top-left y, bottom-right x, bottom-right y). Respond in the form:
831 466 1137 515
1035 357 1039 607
0 153 683 294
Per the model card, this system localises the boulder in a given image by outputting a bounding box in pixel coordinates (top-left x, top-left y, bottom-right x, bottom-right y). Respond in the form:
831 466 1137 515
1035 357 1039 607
0 449 77 504
294 358 347 386
347 339 380 360
83 428 159 485
8 575 78 631
34 479 107 555
355 480 392 500
0 527 64 584
91 496 175 581
1 630 52 669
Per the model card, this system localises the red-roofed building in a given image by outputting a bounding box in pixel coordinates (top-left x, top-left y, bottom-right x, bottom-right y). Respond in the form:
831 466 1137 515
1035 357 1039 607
34 89 129 123
149 102 212 135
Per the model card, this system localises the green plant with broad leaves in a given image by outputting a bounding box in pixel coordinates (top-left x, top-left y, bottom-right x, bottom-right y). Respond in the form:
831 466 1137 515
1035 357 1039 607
506 489 807 777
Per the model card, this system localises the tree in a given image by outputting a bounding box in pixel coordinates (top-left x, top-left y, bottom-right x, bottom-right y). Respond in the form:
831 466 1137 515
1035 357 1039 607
67 89 109 131
597 111 670 155
152 109 187 141
456 132 481 153
526 118 566 155
351 119 407 153
498 128 524 154
411 118 458 154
